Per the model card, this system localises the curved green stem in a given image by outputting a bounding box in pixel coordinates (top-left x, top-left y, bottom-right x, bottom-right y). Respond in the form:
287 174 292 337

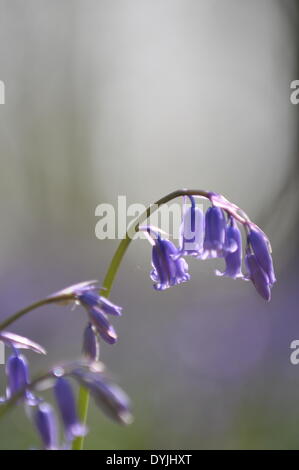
0 190 209 334
0 295 73 331
73 189 209 449
100 189 209 298
0 189 210 449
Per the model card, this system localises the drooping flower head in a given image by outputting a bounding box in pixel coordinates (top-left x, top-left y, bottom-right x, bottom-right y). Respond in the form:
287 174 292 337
147 228 190 290
247 228 276 285
78 292 119 344
0 332 45 402
54 377 87 441
71 368 133 425
178 195 205 257
6 351 29 398
245 252 271 301
202 206 230 259
49 281 122 345
216 217 243 279
245 227 276 301
82 323 100 362
34 402 58 450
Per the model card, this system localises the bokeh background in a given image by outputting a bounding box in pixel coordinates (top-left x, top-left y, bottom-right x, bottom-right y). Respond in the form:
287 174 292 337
0 0 298 450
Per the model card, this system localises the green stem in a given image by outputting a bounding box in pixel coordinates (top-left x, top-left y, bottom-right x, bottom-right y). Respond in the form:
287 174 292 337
72 387 90 450
0 295 73 331
0 189 210 449
73 189 209 450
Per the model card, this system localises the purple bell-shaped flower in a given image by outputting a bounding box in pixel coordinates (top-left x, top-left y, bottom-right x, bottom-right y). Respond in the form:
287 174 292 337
247 228 276 285
34 402 59 450
216 218 243 279
77 289 122 345
202 206 230 259
150 235 190 290
54 377 87 442
177 196 205 257
82 323 100 362
245 252 272 301
6 351 29 399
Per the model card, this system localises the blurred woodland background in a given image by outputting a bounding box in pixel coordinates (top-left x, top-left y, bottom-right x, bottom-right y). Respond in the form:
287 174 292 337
0 0 298 449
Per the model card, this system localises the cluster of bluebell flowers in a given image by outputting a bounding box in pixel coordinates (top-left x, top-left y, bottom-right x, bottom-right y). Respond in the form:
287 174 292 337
147 194 276 301
0 188 276 450
0 330 132 449
0 282 130 450
49 280 123 356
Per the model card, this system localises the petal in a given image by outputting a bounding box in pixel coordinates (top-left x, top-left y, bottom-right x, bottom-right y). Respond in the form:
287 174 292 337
203 207 226 253
82 323 100 362
54 377 87 440
248 229 276 284
245 254 271 301
220 224 243 278
49 280 99 299
0 331 46 355
98 297 123 317
34 402 58 450
6 353 29 398
88 306 118 344
71 369 133 425
151 241 171 289
151 238 190 290
179 205 205 256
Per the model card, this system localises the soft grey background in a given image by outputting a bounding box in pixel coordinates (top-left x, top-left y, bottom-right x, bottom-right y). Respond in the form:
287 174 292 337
0 0 298 449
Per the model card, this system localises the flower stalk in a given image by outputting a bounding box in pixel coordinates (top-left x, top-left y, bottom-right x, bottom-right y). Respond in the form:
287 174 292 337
0 189 275 450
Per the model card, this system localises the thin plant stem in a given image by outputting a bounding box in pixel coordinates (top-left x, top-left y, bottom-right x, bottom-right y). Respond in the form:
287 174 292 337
0 295 74 331
73 189 210 450
72 386 90 449
0 189 212 449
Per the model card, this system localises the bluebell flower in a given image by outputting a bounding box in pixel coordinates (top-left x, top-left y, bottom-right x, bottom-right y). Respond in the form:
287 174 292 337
34 402 58 450
54 377 87 441
82 323 100 362
247 228 276 285
177 196 205 257
50 281 122 345
77 289 122 344
150 235 190 290
202 206 235 259
77 290 122 317
5 351 30 399
0 333 45 403
245 252 271 301
216 219 243 279
71 368 133 425
79 295 118 345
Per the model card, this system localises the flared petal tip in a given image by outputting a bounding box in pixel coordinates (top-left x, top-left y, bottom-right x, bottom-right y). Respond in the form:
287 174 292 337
258 288 271 302
215 269 244 280
152 274 190 291
119 410 134 425
102 328 118 344
68 423 88 440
